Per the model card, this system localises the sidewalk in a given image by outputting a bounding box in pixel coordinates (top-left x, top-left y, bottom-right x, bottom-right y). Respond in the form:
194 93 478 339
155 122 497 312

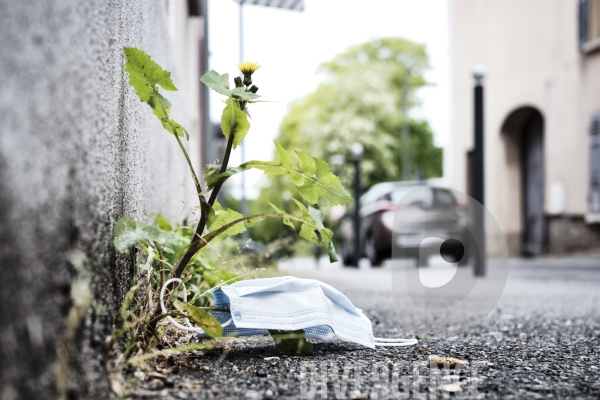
131 253 600 399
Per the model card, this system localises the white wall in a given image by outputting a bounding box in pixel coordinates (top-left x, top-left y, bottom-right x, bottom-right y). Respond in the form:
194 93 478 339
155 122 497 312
449 0 599 242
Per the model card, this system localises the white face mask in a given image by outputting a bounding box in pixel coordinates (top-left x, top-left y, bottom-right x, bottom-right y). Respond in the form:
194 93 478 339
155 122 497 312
160 276 417 348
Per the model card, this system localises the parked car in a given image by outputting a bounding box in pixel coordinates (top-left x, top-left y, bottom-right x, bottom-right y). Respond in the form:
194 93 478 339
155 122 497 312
338 182 468 267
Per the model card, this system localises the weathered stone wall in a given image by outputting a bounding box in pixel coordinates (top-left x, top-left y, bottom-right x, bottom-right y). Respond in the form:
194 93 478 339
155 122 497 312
0 1 195 398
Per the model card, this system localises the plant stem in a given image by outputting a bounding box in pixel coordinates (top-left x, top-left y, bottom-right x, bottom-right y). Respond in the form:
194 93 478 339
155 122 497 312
155 97 203 203
148 311 188 327
172 131 235 279
183 212 318 257
150 103 237 325
174 133 204 201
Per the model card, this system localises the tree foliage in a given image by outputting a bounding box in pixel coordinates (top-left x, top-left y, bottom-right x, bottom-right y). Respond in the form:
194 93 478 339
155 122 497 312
275 37 442 193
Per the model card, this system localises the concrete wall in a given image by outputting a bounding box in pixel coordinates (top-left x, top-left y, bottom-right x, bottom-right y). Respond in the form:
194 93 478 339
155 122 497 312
0 1 202 398
449 0 600 255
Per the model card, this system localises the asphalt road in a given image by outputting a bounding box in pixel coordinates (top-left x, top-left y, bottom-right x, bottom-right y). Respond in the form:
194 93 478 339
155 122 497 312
134 254 600 399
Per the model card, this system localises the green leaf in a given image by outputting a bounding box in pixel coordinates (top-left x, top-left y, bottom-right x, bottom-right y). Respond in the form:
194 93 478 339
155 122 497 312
148 95 169 121
210 207 246 241
203 143 351 207
268 201 294 230
156 213 172 232
200 70 261 101
203 165 222 189
174 301 223 338
230 86 261 101
269 330 313 355
307 206 325 229
293 152 350 206
291 200 339 262
221 99 250 149
163 118 186 137
201 272 218 287
149 91 172 109
245 215 265 228
200 70 232 97
112 216 188 254
299 224 319 244
201 196 216 229
124 47 177 103
320 228 339 263
275 141 293 169
204 161 281 191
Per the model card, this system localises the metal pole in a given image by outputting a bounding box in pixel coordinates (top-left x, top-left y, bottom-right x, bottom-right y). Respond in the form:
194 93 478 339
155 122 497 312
353 156 361 266
401 68 411 181
239 0 248 238
200 0 210 189
473 69 486 276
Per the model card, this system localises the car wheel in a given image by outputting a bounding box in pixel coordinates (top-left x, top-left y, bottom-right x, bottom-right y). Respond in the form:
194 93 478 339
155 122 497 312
341 242 358 267
365 233 383 267
343 254 357 267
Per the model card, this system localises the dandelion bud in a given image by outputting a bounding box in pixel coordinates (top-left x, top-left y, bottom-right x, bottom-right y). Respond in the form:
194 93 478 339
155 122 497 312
249 85 259 93
234 76 243 87
237 62 260 87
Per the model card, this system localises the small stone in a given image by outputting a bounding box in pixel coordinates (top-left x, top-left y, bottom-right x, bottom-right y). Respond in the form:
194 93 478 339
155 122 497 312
429 355 467 368
202 366 210 371
418 346 428 355
256 368 267 377
264 389 274 399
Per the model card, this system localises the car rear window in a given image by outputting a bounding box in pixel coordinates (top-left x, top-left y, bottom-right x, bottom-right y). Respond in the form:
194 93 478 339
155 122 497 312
433 188 457 205
389 187 420 204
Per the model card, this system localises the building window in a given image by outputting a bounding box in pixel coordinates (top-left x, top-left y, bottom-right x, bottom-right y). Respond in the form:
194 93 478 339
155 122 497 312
589 114 600 217
580 0 600 51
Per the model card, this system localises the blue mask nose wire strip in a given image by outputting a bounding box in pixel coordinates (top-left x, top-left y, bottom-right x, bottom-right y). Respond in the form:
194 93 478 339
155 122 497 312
160 278 417 348
160 278 233 333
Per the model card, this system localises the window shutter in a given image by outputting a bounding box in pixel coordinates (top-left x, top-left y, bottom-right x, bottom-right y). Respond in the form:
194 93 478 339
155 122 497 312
589 114 600 214
580 0 590 48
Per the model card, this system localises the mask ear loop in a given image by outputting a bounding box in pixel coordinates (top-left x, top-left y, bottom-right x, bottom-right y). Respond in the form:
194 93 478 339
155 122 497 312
373 337 419 347
160 278 233 333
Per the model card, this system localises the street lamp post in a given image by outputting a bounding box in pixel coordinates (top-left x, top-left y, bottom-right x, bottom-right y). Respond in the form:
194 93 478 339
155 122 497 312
401 66 411 181
238 0 248 234
351 143 364 267
472 64 486 277
234 0 305 238
398 53 413 181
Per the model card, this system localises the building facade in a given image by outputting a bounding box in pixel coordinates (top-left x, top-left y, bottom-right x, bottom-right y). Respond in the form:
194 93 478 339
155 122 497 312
448 0 600 256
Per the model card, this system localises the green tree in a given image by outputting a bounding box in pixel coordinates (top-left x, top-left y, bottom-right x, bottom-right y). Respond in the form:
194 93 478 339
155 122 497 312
252 38 442 242
277 37 442 190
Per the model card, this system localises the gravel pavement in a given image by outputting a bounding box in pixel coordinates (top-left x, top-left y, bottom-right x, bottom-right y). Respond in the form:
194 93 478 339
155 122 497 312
132 254 600 399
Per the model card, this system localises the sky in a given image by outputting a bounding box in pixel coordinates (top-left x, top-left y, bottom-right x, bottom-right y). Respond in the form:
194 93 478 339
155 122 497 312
207 0 449 198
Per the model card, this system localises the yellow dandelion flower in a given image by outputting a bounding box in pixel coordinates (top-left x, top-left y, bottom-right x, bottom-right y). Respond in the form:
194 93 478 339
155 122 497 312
237 62 261 76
